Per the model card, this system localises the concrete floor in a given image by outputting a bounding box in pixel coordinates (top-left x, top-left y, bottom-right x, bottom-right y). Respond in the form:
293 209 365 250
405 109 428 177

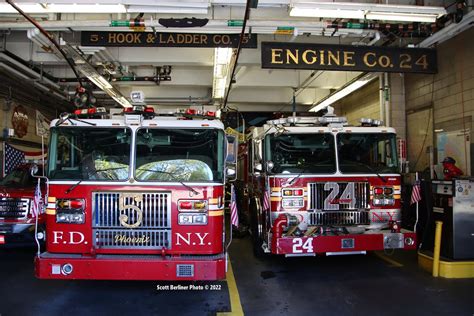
1 238 473 316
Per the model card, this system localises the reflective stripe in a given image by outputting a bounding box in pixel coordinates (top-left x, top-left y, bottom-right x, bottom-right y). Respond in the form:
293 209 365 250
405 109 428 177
47 197 56 203
208 210 224 216
46 209 56 215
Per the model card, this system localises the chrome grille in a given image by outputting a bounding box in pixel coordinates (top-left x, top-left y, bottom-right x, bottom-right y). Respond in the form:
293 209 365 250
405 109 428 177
309 211 370 226
308 182 369 210
93 192 171 249
0 198 30 219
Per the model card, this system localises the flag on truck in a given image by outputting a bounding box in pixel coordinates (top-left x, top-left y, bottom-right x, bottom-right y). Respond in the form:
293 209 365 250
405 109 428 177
410 181 422 205
263 185 270 211
230 184 239 227
31 178 43 217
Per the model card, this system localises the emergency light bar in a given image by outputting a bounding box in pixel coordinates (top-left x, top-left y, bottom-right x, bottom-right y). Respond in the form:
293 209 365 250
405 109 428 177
73 107 107 117
360 118 383 126
267 116 347 126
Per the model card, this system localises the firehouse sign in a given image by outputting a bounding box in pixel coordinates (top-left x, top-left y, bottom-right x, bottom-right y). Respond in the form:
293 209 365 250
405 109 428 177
261 42 437 74
81 31 257 48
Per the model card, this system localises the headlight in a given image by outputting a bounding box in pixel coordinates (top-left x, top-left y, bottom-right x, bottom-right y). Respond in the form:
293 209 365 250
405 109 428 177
56 212 85 224
282 198 304 208
56 199 85 224
178 213 208 225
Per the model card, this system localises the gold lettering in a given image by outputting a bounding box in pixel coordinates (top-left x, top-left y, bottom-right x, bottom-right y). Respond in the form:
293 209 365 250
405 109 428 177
286 49 299 64
159 34 165 43
271 49 284 64
133 33 142 44
302 50 317 64
328 51 340 66
185 34 193 44
363 52 377 67
193 34 200 44
90 34 99 42
343 51 355 66
320 50 325 65
221 35 231 45
177 34 185 44
114 234 150 244
108 32 117 44
378 55 391 68
166 35 175 44
200 35 208 44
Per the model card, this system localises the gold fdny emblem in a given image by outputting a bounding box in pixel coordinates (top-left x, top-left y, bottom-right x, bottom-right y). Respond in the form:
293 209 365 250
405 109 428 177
118 193 143 228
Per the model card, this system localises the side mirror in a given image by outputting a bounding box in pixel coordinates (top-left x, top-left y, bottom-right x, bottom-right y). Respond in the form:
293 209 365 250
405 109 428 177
30 164 39 176
226 135 238 181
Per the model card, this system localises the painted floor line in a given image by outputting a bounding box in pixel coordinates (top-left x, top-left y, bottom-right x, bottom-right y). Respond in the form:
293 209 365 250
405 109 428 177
374 251 404 267
217 260 244 316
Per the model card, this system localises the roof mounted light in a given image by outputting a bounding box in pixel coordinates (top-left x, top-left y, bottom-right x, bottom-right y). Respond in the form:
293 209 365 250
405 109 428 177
360 118 383 126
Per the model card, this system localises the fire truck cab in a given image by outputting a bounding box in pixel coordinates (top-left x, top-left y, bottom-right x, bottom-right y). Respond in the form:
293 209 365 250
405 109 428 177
35 106 235 280
246 113 416 257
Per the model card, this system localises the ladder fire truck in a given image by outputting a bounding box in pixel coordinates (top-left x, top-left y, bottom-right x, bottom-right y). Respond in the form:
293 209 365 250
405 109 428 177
244 111 416 257
34 100 237 280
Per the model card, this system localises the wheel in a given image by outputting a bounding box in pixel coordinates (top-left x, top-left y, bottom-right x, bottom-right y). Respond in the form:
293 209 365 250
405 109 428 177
250 198 266 258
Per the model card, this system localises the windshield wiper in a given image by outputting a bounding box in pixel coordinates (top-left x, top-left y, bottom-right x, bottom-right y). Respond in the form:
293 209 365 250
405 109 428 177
284 160 331 186
65 167 128 194
137 168 199 195
341 160 387 183
55 113 96 127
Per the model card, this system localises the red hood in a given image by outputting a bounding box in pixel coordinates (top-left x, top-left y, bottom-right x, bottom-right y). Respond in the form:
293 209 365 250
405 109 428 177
0 186 35 198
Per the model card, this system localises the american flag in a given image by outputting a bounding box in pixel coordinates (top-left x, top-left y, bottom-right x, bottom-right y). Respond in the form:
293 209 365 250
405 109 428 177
410 181 422 205
230 184 239 227
263 188 270 211
31 178 43 217
3 143 25 176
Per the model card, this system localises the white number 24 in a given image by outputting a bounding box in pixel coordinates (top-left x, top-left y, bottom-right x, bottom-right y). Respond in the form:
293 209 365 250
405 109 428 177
292 238 314 253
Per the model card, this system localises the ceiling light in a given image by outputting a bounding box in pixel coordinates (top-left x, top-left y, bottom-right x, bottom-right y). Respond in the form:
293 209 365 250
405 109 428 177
290 2 446 23
310 74 377 112
290 7 365 20
0 3 126 13
365 12 438 23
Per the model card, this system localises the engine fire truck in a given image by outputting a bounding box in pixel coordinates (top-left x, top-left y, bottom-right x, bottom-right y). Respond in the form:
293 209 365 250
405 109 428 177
34 102 237 280
244 111 416 257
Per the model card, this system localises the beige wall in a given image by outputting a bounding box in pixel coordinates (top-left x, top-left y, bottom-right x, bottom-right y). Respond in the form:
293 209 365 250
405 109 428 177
405 27 474 173
333 79 381 125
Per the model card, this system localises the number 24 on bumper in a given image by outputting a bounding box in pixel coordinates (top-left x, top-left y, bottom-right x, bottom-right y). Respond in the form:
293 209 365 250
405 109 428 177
293 238 314 253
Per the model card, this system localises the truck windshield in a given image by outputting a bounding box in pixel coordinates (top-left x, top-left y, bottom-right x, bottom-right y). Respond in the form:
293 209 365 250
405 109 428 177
265 133 336 174
48 127 132 181
135 128 224 182
337 133 398 174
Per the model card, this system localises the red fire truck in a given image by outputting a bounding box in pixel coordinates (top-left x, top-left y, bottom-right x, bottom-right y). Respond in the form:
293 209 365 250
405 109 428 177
34 105 236 280
0 163 45 246
244 113 416 257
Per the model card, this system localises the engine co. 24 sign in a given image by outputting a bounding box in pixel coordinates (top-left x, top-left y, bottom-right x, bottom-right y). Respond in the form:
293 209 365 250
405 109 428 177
261 42 437 74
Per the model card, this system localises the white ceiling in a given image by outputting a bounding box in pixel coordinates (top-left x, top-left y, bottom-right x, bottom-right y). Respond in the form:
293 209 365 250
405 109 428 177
0 0 449 112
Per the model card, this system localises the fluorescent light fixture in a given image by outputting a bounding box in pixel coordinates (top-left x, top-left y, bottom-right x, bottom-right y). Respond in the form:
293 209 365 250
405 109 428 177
310 74 377 112
213 47 233 99
0 3 126 13
365 12 437 23
290 7 365 20
126 5 208 14
290 2 446 23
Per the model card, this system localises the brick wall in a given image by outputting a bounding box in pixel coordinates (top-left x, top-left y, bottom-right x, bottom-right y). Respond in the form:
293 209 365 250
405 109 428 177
405 27 474 173
333 80 381 125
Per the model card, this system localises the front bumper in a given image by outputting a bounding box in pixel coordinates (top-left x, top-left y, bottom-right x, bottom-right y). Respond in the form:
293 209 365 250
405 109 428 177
274 231 417 255
35 253 226 280
0 222 44 246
